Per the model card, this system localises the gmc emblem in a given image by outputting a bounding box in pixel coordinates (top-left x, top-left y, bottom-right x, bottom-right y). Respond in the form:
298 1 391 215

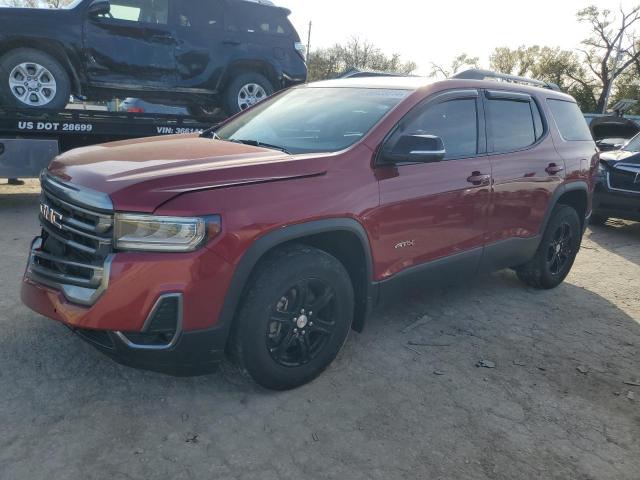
40 203 63 230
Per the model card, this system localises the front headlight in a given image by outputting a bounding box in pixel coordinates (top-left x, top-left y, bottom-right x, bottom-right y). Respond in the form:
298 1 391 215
114 214 219 252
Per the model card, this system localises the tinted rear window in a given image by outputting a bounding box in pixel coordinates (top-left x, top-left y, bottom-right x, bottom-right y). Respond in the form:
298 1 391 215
547 99 592 141
175 0 223 29
227 4 293 35
488 99 537 152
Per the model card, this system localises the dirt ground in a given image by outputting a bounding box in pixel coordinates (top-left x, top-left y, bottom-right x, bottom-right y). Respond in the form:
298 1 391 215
0 180 638 480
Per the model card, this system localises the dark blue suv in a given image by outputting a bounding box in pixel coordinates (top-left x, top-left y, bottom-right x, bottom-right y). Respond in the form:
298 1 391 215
0 0 307 115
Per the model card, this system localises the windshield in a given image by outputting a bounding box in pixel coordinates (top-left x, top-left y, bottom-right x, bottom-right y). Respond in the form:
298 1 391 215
215 87 409 154
623 133 640 152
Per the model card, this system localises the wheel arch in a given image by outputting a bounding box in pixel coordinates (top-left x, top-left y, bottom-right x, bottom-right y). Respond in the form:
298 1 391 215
217 59 280 93
0 39 82 97
540 181 590 234
217 219 377 349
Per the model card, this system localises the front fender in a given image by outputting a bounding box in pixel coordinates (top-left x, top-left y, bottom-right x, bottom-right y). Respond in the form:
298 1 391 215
214 218 377 338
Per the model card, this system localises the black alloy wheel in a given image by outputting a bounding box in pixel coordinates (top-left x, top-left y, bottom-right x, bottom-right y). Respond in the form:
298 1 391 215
516 204 582 289
546 221 574 276
229 244 354 390
266 278 337 367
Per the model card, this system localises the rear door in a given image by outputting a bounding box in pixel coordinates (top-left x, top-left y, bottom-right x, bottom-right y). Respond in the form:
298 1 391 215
371 89 491 281
83 0 177 88
171 0 227 91
483 90 564 241
223 2 298 79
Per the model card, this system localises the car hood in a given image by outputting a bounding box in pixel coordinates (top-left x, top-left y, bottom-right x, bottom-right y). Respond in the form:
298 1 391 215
599 149 640 167
47 134 329 212
590 116 640 142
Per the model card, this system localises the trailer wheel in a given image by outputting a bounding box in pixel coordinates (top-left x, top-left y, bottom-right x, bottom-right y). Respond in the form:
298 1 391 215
0 48 71 110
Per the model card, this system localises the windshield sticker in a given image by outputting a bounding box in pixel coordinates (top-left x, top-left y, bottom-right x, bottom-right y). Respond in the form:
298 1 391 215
359 90 411 99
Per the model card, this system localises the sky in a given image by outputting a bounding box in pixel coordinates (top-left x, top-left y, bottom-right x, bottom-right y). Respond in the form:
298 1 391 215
281 0 640 75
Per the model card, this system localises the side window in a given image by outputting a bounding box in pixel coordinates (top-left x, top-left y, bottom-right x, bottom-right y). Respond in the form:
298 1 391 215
227 4 292 35
547 99 593 141
102 0 169 24
487 98 537 152
175 0 222 29
390 98 478 160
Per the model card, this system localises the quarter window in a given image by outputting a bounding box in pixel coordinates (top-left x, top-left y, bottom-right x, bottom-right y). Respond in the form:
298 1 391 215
487 98 538 152
547 99 593 141
392 98 478 160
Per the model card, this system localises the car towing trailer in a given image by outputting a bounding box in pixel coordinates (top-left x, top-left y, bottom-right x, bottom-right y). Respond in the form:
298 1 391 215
0 107 220 178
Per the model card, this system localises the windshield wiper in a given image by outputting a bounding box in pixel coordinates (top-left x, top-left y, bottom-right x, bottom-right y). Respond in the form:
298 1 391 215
231 139 291 155
199 125 221 139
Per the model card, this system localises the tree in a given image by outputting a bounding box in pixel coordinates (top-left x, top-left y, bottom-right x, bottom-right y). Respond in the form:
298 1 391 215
0 0 39 6
0 0 74 7
46 0 74 7
429 53 479 78
307 37 417 82
577 5 640 113
610 42 640 115
489 45 598 112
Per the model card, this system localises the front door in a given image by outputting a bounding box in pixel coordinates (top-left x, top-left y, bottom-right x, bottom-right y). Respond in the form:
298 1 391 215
371 89 491 282
83 0 177 88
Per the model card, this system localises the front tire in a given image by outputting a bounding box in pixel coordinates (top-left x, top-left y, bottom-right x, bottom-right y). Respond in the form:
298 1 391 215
516 205 582 289
229 245 354 390
224 72 274 115
0 48 71 110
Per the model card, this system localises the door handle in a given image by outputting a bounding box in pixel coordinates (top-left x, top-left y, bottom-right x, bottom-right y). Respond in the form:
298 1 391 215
148 31 174 42
223 40 241 46
467 171 491 186
545 163 564 175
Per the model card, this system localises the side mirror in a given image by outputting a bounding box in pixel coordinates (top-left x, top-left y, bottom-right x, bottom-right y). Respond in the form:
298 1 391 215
88 0 110 17
384 134 446 164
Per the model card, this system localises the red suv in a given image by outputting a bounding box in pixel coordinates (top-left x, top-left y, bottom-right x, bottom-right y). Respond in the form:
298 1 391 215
21 71 598 390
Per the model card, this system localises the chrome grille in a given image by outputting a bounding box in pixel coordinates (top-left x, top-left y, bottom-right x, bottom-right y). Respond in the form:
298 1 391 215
27 172 114 305
608 164 640 193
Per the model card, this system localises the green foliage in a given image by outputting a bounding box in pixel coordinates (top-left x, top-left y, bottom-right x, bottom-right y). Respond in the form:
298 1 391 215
610 60 640 115
576 4 640 112
489 45 599 112
0 0 74 7
429 53 479 78
307 37 417 82
1 0 40 6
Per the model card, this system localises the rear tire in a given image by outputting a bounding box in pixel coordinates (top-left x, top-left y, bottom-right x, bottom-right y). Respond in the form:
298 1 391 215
589 213 609 226
224 72 274 115
516 205 582 289
0 48 71 110
229 244 354 390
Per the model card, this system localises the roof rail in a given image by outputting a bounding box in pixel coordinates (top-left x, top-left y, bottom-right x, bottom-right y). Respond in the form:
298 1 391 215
452 69 561 92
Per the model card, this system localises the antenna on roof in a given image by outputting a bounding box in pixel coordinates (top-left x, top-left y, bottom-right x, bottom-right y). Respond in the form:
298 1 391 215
452 69 561 92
